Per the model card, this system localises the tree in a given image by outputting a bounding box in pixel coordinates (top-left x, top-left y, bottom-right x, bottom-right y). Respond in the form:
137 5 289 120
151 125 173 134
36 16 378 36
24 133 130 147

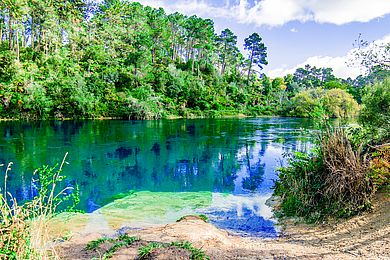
351 33 390 72
359 77 390 140
244 33 267 84
216 28 237 75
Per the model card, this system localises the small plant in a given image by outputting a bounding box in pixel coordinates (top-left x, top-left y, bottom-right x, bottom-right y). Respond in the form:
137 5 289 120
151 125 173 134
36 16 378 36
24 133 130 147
369 144 390 191
138 242 164 259
86 237 111 250
86 234 139 259
170 241 210 260
138 241 209 260
0 153 80 259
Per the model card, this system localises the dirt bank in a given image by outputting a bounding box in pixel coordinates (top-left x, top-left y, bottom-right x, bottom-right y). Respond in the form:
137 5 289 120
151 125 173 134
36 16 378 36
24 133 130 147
57 193 389 259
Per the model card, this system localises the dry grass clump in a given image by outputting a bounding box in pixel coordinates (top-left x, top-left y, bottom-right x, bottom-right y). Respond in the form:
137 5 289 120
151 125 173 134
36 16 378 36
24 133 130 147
274 127 375 221
320 128 373 215
0 153 76 259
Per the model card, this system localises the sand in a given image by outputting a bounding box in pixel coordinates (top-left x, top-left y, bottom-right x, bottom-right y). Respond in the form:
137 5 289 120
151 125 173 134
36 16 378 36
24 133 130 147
56 192 389 259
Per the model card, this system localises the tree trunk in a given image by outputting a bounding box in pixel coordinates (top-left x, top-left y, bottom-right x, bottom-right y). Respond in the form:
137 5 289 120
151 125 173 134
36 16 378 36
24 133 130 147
8 12 13 50
15 25 19 61
247 51 254 85
221 42 227 75
191 49 195 74
31 16 35 50
22 24 26 48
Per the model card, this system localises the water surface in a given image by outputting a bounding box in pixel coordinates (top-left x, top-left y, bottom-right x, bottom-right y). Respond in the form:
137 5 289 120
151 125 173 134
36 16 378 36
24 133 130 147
0 118 314 237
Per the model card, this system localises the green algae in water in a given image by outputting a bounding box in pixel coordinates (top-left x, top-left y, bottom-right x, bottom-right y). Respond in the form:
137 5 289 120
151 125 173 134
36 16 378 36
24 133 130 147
102 190 136 205
97 191 213 227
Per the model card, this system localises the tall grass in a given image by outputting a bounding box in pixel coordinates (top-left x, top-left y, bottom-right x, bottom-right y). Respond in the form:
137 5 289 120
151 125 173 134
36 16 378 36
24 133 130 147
274 127 374 221
0 153 78 259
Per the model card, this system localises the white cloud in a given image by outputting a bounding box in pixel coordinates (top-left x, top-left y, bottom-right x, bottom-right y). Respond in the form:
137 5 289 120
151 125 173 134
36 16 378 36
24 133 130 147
134 0 390 27
268 34 390 79
268 54 364 79
290 28 298 33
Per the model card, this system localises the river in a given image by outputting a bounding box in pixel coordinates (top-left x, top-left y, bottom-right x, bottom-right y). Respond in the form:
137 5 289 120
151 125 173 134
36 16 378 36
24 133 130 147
0 118 315 237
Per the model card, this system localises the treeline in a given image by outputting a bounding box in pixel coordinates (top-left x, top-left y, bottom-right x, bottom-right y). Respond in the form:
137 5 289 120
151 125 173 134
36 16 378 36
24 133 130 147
0 0 388 119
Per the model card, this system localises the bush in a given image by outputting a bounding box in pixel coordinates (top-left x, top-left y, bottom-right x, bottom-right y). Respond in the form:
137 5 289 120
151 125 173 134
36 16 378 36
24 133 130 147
369 144 390 190
359 77 390 141
288 88 359 119
322 88 359 118
274 128 373 221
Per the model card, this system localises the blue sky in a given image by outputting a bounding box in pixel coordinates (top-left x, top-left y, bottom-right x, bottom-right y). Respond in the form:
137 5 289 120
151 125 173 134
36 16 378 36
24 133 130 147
132 0 390 79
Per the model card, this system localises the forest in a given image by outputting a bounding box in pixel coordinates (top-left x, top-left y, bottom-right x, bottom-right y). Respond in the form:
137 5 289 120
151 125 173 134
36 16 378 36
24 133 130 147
1 0 388 120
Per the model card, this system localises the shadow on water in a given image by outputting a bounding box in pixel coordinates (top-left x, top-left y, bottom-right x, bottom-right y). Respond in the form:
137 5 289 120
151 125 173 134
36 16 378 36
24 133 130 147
0 118 315 237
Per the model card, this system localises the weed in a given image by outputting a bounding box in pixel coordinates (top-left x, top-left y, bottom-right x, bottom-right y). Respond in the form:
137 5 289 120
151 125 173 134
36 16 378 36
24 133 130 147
0 153 80 259
86 237 111 250
86 234 139 259
170 241 210 260
138 241 209 260
138 242 164 259
176 214 209 223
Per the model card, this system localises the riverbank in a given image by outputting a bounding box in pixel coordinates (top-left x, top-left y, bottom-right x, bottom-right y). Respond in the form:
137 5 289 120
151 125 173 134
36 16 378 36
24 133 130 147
55 192 389 259
0 112 251 121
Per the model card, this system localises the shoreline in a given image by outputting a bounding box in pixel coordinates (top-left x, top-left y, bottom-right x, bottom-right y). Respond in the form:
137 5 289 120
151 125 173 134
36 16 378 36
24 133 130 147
0 113 290 122
55 192 389 259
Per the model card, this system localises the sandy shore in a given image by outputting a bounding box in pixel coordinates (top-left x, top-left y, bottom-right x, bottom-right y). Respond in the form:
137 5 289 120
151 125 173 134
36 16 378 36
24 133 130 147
56 192 389 259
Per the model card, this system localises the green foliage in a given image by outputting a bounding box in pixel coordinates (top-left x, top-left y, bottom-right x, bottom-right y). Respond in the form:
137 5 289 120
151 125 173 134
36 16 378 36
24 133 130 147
244 33 268 84
0 0 277 119
0 154 80 259
288 88 359 119
176 214 209 223
138 242 164 259
274 128 373 222
86 237 111 250
359 77 390 141
138 241 209 260
368 145 390 191
322 88 359 118
86 234 139 259
0 0 372 119
170 241 210 260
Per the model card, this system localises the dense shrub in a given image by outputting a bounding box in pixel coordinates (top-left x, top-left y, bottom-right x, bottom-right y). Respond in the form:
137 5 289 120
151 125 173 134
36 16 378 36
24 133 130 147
359 78 390 141
322 89 359 118
369 145 390 191
274 128 373 221
288 88 359 119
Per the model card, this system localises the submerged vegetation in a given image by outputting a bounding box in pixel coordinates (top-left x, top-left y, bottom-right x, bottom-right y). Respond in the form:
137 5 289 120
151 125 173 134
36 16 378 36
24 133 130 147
0 154 79 259
0 0 389 257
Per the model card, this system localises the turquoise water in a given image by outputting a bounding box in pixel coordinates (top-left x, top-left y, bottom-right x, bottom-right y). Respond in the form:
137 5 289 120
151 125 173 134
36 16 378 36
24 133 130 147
0 118 314 237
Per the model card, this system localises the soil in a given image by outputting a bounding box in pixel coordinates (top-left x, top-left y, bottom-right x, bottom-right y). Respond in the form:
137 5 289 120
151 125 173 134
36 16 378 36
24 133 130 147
56 193 390 259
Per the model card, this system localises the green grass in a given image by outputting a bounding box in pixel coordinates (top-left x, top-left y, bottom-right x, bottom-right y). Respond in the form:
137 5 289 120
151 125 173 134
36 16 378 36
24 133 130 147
170 241 210 260
86 237 111 250
138 241 209 260
0 153 80 259
86 234 139 259
138 242 164 259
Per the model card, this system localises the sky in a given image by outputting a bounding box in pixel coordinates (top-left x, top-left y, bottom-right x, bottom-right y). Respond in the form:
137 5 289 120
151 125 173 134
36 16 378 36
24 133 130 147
131 0 390 79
